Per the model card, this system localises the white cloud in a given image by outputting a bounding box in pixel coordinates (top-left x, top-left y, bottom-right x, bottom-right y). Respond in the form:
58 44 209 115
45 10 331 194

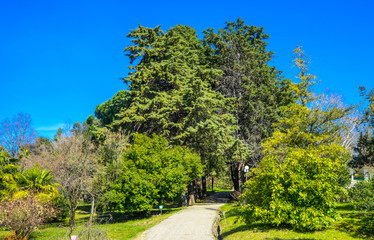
36 123 65 131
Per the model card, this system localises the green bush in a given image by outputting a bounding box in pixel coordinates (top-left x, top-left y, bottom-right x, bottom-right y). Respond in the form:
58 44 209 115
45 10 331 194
349 178 374 211
241 144 348 231
348 178 374 234
100 134 202 212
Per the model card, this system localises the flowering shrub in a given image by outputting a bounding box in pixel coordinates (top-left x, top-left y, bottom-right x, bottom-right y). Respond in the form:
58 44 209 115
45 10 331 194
0 195 57 239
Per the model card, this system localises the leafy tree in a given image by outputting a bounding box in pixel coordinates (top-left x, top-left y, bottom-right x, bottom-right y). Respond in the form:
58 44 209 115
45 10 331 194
101 134 202 212
95 90 132 126
97 129 129 178
27 133 98 234
0 112 37 156
241 48 353 231
72 122 83 135
241 103 350 231
84 115 108 144
311 93 360 154
291 46 318 106
203 18 294 190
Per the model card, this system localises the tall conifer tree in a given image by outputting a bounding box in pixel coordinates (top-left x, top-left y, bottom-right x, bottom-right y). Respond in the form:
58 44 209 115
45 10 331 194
203 18 294 190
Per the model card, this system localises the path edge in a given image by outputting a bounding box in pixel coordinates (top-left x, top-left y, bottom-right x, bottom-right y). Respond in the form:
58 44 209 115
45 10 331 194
212 208 223 240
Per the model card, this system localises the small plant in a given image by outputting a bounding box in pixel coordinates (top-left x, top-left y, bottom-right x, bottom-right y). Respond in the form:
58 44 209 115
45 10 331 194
76 223 109 240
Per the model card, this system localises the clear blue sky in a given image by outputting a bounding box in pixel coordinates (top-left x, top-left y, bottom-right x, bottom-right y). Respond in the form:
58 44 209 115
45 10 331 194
1 0 373 138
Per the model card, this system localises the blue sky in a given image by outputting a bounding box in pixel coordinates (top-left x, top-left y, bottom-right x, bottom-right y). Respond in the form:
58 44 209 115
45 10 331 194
1 0 373 138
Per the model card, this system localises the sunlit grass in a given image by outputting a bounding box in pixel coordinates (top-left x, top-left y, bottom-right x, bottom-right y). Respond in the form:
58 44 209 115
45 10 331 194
219 202 370 240
0 203 183 240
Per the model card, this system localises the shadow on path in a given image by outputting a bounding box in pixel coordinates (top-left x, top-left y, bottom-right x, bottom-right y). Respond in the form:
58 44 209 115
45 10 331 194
203 191 232 204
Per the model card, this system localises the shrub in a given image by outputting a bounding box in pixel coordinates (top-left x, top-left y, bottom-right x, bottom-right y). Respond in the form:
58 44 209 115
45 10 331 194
100 134 202 212
0 195 57 239
348 178 374 234
349 177 374 211
241 144 347 231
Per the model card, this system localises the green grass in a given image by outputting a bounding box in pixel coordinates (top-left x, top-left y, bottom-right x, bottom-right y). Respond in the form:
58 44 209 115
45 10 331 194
207 187 232 193
219 202 372 240
0 205 183 240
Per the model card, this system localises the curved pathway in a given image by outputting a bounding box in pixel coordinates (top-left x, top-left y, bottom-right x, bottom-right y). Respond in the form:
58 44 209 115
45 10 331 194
138 192 230 240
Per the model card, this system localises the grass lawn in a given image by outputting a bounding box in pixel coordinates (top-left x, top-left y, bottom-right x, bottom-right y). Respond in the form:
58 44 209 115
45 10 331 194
219 202 372 240
0 204 183 240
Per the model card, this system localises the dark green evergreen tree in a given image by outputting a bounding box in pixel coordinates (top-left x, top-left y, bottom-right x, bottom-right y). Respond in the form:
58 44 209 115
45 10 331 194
95 90 132 126
349 87 374 168
203 18 294 190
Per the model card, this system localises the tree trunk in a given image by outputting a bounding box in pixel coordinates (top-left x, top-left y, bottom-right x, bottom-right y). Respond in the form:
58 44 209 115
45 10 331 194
180 190 188 207
212 175 214 191
187 181 196 205
231 162 243 191
196 179 202 199
69 206 76 237
202 176 207 198
89 196 95 224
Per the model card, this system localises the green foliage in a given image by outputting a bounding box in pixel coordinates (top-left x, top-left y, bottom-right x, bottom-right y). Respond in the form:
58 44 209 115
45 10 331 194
16 166 59 201
95 20 295 192
348 178 374 234
219 203 364 240
350 131 374 168
349 178 374 212
95 90 132 126
358 86 374 127
203 18 295 190
101 134 202 212
84 115 107 143
1 148 60 203
110 24 236 177
203 18 295 150
0 148 19 198
349 87 374 168
241 144 348 231
241 97 351 231
292 46 318 106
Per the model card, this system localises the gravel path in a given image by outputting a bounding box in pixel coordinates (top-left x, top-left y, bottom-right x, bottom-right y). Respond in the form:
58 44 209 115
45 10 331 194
138 191 230 240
